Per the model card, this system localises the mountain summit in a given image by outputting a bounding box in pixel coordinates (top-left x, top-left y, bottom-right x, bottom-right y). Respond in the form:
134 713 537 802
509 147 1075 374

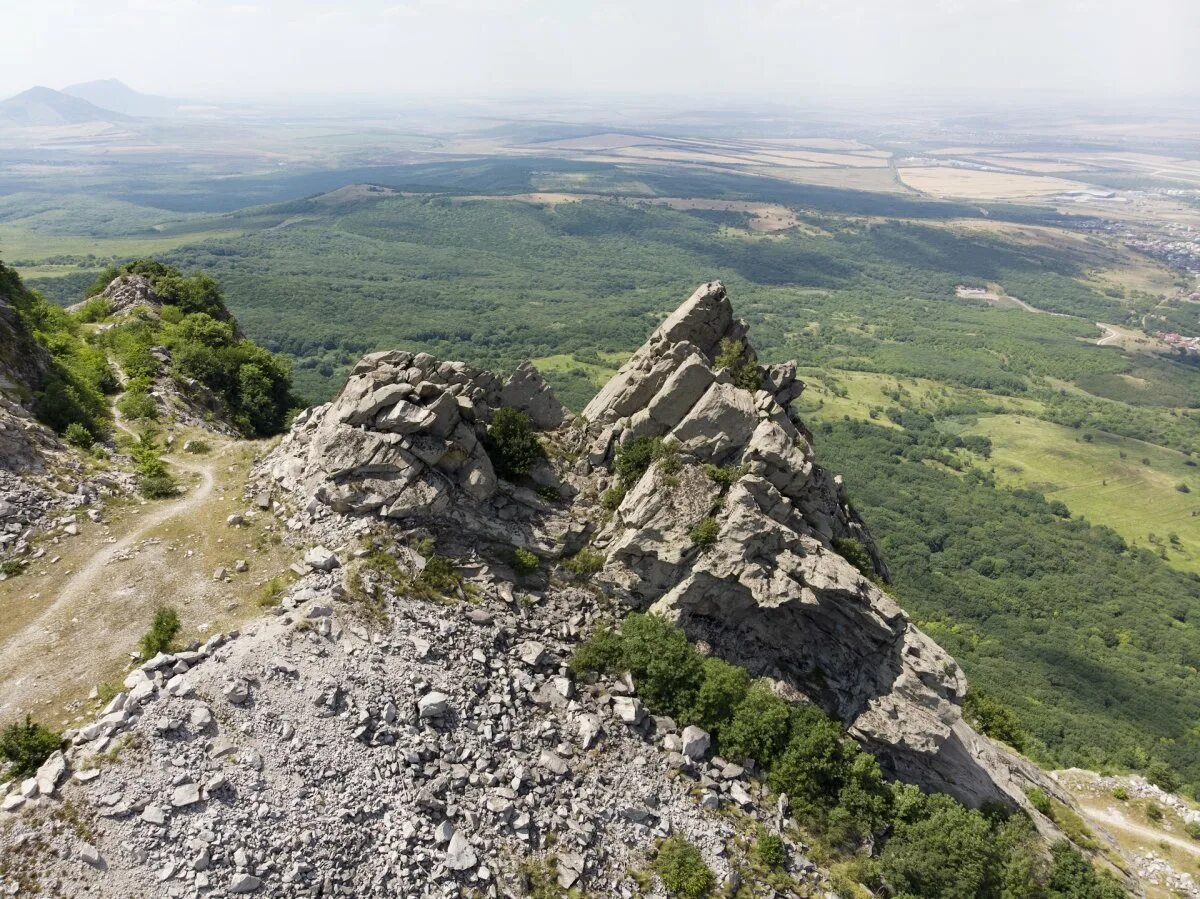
62 78 180 118
0 86 131 126
0 282 1099 895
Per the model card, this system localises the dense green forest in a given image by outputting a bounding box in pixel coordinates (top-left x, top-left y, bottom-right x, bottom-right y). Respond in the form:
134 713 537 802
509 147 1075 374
91 196 1172 403
817 415 1200 792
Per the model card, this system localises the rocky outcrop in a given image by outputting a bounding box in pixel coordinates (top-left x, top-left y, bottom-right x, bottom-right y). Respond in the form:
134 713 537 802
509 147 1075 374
68 273 162 318
255 280 1055 816
264 350 581 558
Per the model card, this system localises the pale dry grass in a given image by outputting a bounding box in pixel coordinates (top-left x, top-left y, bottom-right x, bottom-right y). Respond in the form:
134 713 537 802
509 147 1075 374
897 166 1088 199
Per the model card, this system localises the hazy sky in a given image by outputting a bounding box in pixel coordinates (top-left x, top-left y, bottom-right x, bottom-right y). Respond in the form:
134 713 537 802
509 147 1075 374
2 0 1196 103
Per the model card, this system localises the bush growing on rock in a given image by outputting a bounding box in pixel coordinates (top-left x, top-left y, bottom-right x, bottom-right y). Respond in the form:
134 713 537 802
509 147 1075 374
653 836 713 899
613 435 676 487
483 407 546 480
714 338 761 392
752 829 786 870
600 485 626 511
688 516 720 550
139 606 181 659
63 422 94 449
512 547 539 575
562 548 605 577
0 716 62 779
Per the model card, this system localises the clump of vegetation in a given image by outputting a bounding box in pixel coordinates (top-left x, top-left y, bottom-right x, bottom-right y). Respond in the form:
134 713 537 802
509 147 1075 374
256 576 289 608
0 716 62 780
139 606 181 659
518 855 563 899
74 296 111 323
964 690 1028 753
484 407 546 480
688 516 720 549
704 462 748 489
572 613 1120 898
512 547 539 575
184 438 212 454
653 836 714 899
2 262 114 439
831 537 881 585
600 485 626 511
562 548 605 577
1145 802 1163 822
1 559 25 579
752 829 786 870
63 421 95 449
714 338 761 391
1111 786 1128 801
1184 821 1200 840
613 435 679 487
130 430 177 498
94 260 298 437
116 377 159 421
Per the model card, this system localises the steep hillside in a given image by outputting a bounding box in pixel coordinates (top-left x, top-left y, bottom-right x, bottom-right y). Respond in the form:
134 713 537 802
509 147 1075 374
0 283 1131 898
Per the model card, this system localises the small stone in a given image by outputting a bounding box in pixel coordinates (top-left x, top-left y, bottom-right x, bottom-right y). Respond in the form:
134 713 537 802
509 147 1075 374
517 640 548 667
418 691 450 719
445 830 477 871
681 725 711 761
229 873 262 893
172 783 201 807
78 843 105 869
304 546 340 571
612 696 645 725
234 559 248 572
141 804 167 824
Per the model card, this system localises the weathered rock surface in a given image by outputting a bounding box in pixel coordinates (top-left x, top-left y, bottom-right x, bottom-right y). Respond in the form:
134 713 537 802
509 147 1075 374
1 281 1081 896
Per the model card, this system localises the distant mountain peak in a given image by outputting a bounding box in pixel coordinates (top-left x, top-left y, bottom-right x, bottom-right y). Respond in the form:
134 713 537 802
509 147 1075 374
0 85 131 126
61 78 179 118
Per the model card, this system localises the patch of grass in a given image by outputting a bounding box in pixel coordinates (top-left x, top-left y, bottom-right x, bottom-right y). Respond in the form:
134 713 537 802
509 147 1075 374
965 414 1200 574
653 835 714 899
688 516 720 550
562 548 605 578
752 828 786 870
184 438 212 454
512 547 540 576
704 462 749 489
256 576 289 608
95 682 121 706
714 337 762 392
484 407 547 480
139 606 181 659
0 716 62 780
600 484 626 510
0 559 23 579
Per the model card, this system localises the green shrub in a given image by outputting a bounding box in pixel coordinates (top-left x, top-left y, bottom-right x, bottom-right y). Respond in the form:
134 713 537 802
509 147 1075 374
878 794 996 899
688 658 748 740
484 408 546 480
512 547 539 575
600 485 626 510
1025 787 1052 816
752 829 786 870
117 386 158 421
63 421 95 449
1145 802 1163 822
419 555 461 593
74 297 110 323
714 338 761 391
688 516 720 549
704 463 748 488
184 438 212 454
1047 841 1126 899
569 624 625 676
721 680 793 767
139 606 181 659
1111 786 1128 801
0 560 23 579
0 716 62 780
613 435 678 487
831 537 879 583
1146 759 1181 793
1184 821 1200 840
653 836 713 899
562 548 605 577
964 689 1028 753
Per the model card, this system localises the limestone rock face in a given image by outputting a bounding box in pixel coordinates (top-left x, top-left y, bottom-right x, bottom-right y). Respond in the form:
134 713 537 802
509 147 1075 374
260 280 1057 814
